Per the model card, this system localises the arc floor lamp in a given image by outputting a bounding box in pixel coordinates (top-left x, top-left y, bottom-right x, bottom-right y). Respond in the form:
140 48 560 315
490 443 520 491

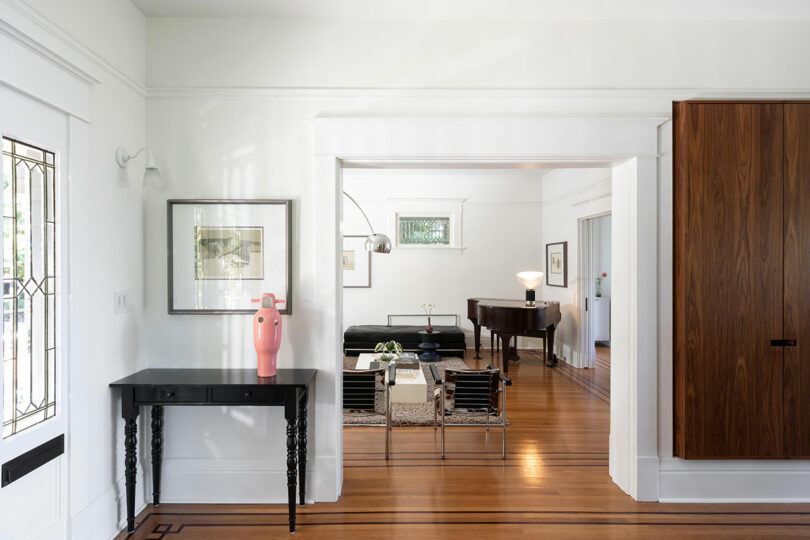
343 191 392 254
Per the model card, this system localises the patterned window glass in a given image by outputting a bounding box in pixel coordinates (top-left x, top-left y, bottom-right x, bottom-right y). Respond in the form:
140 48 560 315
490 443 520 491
2 137 56 438
398 216 451 246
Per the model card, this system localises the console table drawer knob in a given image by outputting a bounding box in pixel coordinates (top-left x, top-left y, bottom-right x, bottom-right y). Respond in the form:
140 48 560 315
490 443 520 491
244 391 252 398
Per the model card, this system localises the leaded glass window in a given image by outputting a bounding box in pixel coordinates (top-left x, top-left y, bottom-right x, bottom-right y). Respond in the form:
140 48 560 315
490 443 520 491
398 216 451 246
2 137 56 438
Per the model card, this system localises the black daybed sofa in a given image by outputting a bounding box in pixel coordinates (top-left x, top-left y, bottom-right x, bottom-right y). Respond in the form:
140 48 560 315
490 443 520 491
343 325 467 357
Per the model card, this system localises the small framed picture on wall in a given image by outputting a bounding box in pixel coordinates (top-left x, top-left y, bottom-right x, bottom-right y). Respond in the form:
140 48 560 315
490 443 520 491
546 241 568 288
343 235 371 288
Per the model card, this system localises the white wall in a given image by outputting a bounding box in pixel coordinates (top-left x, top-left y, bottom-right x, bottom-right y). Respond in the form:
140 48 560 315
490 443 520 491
540 168 611 367
0 0 147 538
342 169 544 349
146 18 810 89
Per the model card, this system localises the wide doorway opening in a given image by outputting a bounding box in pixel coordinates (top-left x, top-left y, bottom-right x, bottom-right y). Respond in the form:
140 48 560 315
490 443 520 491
337 162 623 504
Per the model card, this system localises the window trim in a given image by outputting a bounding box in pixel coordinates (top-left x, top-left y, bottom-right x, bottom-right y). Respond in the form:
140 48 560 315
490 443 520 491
390 198 465 250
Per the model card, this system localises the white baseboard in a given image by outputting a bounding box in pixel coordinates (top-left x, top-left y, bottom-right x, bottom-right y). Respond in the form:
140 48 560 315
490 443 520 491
70 470 146 540
158 456 338 503
659 458 810 502
637 456 659 501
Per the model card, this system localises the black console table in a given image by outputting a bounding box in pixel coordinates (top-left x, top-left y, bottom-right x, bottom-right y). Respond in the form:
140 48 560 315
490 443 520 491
109 368 316 534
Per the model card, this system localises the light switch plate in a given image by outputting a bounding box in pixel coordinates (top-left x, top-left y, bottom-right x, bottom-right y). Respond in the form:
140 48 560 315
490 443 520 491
114 290 129 314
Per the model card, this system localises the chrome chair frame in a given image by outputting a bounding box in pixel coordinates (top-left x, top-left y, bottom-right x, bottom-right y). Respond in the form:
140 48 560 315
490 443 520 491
430 363 512 459
342 363 397 459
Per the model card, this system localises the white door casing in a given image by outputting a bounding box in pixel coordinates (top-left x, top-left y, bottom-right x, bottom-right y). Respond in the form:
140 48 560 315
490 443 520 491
312 116 664 501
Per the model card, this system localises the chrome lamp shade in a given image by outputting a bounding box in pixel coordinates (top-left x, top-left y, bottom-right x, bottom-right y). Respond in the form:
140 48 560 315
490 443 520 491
365 233 392 254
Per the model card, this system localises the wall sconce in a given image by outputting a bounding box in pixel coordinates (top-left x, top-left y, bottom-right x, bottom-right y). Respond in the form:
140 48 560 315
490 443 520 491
115 146 161 188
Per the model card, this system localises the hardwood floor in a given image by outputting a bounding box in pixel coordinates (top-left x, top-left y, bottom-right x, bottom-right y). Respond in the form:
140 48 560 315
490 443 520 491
554 344 611 401
119 349 810 539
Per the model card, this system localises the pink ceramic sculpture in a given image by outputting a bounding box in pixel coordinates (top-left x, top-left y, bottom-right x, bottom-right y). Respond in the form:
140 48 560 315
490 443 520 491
252 293 285 377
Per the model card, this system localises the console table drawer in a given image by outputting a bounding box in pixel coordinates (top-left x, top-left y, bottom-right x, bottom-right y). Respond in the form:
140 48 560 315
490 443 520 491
212 387 282 404
134 386 207 403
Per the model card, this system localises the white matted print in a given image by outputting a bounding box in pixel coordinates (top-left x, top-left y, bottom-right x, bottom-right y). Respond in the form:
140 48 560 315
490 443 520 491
343 235 371 288
195 226 264 280
169 200 292 313
545 241 568 288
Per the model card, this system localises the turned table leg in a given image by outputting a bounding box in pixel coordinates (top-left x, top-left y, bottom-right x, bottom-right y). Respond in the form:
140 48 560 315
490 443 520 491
285 391 298 532
151 405 164 506
297 391 308 505
122 394 139 533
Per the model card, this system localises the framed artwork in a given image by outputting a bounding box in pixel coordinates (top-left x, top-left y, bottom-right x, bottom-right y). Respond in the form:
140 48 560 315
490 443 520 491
343 235 371 288
546 241 568 288
168 199 292 314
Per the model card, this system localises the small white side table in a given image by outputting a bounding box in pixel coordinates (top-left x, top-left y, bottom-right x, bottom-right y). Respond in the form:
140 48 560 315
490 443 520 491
355 353 428 403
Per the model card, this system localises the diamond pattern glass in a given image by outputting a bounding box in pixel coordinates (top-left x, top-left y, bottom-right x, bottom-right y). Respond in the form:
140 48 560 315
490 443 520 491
398 216 451 246
2 137 56 438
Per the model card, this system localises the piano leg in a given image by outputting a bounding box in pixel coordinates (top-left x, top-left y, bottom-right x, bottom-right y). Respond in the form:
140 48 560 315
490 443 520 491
546 324 557 367
473 322 482 360
498 332 517 374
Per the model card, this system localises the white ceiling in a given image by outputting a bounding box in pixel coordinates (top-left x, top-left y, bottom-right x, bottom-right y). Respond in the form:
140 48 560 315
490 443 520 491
129 0 810 19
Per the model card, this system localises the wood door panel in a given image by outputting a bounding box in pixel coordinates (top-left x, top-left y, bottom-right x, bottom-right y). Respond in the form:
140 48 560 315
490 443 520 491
784 104 810 457
674 102 784 458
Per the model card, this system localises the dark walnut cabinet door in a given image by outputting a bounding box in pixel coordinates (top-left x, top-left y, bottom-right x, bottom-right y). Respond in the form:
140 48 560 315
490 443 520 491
784 104 810 458
674 102 785 458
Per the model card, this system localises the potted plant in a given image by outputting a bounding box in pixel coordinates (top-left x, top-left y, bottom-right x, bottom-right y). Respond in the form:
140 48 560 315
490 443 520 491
374 340 403 362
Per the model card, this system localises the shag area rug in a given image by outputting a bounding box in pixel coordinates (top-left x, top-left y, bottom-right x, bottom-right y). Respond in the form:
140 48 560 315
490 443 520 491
342 356 508 427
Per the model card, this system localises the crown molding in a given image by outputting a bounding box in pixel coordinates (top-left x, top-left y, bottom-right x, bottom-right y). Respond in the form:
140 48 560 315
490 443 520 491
542 177 612 207
0 18 98 86
1 0 146 96
147 86 810 101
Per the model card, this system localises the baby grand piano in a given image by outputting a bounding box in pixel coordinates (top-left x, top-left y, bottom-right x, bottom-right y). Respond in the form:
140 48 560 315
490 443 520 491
467 298 562 371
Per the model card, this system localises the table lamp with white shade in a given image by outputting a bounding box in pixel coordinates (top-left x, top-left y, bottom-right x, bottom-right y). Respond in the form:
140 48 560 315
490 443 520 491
516 271 544 306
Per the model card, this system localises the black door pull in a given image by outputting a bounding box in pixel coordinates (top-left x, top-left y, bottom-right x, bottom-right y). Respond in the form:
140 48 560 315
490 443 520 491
771 339 797 347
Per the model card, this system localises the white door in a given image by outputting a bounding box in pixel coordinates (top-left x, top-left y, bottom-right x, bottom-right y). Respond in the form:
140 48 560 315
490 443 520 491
0 85 69 540
578 217 597 368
